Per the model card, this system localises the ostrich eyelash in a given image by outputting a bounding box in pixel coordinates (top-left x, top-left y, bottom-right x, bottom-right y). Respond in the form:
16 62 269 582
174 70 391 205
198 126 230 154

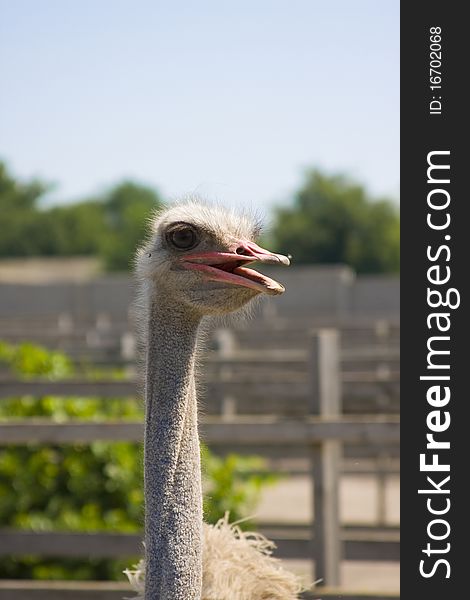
252 223 262 239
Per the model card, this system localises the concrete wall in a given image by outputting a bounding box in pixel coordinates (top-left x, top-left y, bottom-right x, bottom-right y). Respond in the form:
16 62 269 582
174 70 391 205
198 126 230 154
350 276 401 317
0 267 399 321
0 277 133 320
261 265 356 318
0 257 100 283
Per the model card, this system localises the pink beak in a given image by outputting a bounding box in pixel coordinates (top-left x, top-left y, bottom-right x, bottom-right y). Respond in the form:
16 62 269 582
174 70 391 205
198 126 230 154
180 240 290 295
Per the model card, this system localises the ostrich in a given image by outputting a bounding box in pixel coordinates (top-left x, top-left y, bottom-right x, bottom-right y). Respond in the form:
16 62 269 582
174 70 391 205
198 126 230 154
125 200 304 600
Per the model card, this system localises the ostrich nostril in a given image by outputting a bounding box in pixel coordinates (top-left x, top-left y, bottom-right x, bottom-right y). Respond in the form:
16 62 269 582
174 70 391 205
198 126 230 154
235 246 249 256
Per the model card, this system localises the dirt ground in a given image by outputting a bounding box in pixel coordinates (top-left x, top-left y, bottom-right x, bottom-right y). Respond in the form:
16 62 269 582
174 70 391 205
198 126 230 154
257 474 400 593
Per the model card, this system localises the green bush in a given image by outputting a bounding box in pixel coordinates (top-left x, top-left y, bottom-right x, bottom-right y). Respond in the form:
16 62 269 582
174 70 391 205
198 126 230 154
0 341 74 379
0 342 277 580
202 445 278 524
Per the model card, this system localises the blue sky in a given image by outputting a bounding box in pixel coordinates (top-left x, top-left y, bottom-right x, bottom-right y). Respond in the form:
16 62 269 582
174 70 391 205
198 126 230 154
0 0 399 214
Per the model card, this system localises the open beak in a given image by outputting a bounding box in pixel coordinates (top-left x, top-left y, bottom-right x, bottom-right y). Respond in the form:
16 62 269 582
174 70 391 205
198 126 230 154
180 241 290 295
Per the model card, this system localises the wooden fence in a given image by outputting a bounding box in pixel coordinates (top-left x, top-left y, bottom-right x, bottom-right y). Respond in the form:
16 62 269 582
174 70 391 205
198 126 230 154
0 579 400 600
0 329 400 593
0 313 400 364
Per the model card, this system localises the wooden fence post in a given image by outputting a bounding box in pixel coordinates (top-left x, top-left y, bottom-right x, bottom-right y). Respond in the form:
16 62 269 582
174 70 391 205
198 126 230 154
214 329 237 418
309 329 342 586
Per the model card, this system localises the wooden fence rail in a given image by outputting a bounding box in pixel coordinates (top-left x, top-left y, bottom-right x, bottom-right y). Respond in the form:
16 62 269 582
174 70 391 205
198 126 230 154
0 579 400 600
0 525 399 561
0 373 400 416
0 316 400 369
0 416 399 445
0 330 400 589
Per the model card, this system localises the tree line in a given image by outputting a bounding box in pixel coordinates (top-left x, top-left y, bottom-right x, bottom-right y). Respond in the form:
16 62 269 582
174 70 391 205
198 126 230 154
0 161 399 273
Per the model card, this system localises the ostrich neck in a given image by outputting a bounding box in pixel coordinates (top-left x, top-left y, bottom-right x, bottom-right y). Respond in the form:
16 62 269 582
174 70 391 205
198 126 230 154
144 295 202 600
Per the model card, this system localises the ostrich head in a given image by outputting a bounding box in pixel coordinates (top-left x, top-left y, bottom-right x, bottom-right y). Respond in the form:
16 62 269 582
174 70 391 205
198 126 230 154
136 200 290 316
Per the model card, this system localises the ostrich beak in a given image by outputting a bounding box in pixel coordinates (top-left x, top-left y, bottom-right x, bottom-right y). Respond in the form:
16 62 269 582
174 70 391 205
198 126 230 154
180 241 290 295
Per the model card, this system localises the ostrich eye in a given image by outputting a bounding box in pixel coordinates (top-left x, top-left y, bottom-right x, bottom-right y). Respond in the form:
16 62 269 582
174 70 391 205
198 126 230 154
167 225 199 250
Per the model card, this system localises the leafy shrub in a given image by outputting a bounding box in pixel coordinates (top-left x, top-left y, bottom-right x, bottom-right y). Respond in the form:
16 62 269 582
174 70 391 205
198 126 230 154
202 446 278 524
0 341 73 379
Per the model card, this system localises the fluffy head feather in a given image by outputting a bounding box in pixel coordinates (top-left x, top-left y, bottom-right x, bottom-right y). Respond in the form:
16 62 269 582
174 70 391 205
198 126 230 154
134 197 288 320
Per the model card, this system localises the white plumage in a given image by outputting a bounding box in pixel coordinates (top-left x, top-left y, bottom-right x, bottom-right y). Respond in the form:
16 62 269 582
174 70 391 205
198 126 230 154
125 514 303 600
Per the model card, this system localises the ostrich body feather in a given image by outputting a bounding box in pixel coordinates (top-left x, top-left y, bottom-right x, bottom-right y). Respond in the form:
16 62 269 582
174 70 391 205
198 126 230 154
124 514 303 600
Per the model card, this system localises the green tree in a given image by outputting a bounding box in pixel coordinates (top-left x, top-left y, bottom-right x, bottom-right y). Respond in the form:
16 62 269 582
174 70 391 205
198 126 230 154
271 170 400 273
45 201 106 256
0 162 163 270
99 182 162 271
0 162 50 256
